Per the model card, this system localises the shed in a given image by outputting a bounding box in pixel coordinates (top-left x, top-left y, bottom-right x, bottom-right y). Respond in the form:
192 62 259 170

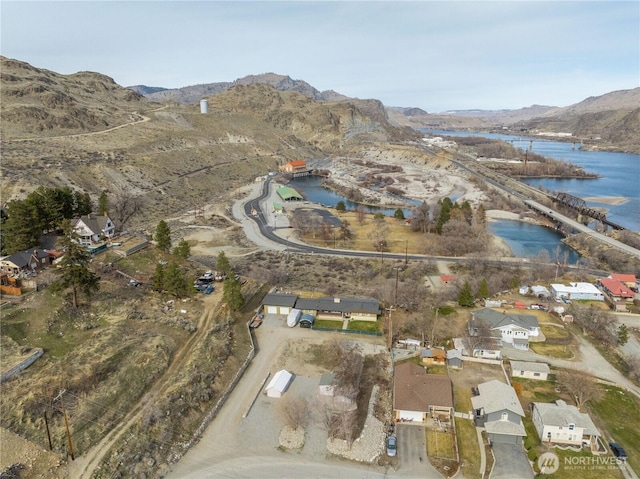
265 369 293 398
446 349 463 369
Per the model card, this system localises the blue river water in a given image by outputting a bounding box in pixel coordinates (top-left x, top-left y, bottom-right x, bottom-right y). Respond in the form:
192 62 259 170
289 132 639 261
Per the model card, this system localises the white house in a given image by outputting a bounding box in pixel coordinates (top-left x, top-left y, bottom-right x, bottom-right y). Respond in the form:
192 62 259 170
468 308 540 350
550 283 604 302
265 369 293 398
532 400 600 448
510 361 550 380
72 213 115 245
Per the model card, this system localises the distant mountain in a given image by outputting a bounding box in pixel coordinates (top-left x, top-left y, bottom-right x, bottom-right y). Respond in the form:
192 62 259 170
133 73 350 105
127 85 168 95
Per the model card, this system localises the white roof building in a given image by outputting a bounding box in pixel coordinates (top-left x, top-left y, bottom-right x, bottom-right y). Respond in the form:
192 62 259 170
550 283 604 301
265 369 293 398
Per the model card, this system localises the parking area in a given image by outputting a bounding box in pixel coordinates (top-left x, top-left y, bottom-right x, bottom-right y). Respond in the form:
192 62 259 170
396 424 442 478
491 443 534 479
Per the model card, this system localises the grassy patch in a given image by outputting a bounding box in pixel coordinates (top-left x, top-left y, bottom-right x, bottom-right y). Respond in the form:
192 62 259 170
427 364 448 375
453 384 473 411
547 448 625 479
427 428 456 459
512 377 563 406
455 418 481 479
540 324 571 339
588 385 640 474
346 320 380 332
313 319 344 330
529 342 574 359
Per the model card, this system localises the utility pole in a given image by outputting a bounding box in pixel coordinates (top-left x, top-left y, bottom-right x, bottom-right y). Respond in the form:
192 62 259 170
380 241 384 267
405 239 408 266
393 267 401 306
54 389 74 461
386 307 396 351
43 410 53 451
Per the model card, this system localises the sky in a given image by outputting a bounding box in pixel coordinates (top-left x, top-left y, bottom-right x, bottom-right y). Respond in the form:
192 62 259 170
1 1 638 112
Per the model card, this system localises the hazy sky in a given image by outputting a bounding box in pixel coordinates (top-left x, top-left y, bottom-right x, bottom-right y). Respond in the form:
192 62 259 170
2 1 638 111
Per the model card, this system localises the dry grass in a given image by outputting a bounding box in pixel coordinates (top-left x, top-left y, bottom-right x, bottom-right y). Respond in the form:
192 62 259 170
529 342 575 359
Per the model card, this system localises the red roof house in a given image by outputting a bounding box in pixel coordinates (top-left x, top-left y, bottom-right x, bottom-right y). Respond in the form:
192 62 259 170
598 278 634 300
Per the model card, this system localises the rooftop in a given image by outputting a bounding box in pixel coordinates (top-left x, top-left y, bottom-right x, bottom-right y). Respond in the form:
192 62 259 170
394 362 453 413
471 379 524 417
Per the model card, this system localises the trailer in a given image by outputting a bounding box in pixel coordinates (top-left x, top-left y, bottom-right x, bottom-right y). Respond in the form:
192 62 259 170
250 313 264 328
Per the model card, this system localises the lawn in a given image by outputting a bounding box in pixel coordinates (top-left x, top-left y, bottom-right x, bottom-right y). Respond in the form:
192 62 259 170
427 429 456 459
588 385 640 475
313 319 345 329
540 323 571 339
346 320 380 332
529 342 575 359
455 418 482 479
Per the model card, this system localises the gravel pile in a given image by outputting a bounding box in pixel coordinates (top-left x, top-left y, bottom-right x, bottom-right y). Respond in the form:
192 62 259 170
279 425 305 449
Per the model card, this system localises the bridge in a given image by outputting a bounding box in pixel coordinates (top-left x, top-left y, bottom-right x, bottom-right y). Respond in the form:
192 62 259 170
553 192 625 231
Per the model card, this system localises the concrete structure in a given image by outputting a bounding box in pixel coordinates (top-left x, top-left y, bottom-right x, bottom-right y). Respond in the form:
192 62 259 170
510 361 550 380
393 362 453 423
532 400 600 448
472 380 526 445
265 369 293 398
550 282 604 301
468 308 540 350
200 99 208 114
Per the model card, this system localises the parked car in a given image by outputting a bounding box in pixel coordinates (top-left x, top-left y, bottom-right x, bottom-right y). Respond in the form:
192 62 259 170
609 442 627 461
386 435 397 457
204 284 215 294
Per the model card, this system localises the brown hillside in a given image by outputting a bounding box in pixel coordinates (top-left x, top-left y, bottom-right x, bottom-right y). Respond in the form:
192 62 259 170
0 56 151 139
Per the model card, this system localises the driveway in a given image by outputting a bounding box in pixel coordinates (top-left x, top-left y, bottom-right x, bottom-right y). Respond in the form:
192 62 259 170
490 443 533 479
395 424 441 478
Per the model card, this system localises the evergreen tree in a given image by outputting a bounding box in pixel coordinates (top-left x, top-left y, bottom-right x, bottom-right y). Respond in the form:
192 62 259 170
173 239 191 259
393 209 405 220
476 278 490 299
51 222 100 307
223 277 244 311
373 212 385 220
336 200 346 212
458 281 475 307
436 197 453 234
98 191 109 215
165 262 189 297
74 191 93 216
155 220 172 253
617 324 630 346
152 263 166 291
216 251 232 276
2 199 43 253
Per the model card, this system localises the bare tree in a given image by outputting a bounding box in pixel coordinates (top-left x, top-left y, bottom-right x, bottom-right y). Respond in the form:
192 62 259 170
111 191 143 230
276 394 309 430
556 370 604 410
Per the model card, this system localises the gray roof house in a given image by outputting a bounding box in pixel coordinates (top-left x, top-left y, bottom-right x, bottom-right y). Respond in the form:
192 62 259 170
262 293 299 315
72 214 115 245
295 296 379 322
469 308 540 350
510 361 550 380
0 248 51 275
532 400 600 450
471 380 526 445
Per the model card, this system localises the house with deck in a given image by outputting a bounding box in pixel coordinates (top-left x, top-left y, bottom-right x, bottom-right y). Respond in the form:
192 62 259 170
532 400 601 451
72 213 115 245
468 308 540 350
295 296 379 322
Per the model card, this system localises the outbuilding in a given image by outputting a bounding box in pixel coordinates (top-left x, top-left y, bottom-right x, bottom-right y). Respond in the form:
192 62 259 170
265 369 293 398
510 361 550 380
262 293 299 315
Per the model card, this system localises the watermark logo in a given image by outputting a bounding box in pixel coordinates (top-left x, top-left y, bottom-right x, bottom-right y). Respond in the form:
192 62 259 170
538 452 560 474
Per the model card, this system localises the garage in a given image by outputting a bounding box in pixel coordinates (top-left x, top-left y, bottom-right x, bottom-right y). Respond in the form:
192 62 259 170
262 293 298 316
396 410 425 422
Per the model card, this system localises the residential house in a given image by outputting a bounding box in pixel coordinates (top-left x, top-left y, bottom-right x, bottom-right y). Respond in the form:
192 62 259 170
0 248 51 276
265 369 293 398
510 361 550 381
550 282 604 302
394 362 454 423
72 213 115 245
608 273 637 290
532 400 600 449
421 348 446 365
468 308 540 350
597 278 634 304
471 380 526 445
262 293 299 315
295 296 379 322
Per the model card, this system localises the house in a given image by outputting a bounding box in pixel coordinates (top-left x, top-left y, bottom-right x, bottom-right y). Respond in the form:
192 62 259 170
468 308 540 350
510 361 550 381
295 296 379 322
453 337 502 360
597 278 634 302
608 273 637 289
265 369 293 398
279 160 308 174
262 293 299 315
446 349 463 368
550 282 604 302
532 400 600 449
421 348 446 365
0 248 51 276
72 213 115 245
393 362 454 423
471 380 526 445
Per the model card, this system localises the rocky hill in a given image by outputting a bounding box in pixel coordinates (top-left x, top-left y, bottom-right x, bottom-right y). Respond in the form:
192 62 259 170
0 56 151 139
0 58 417 228
132 72 350 104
